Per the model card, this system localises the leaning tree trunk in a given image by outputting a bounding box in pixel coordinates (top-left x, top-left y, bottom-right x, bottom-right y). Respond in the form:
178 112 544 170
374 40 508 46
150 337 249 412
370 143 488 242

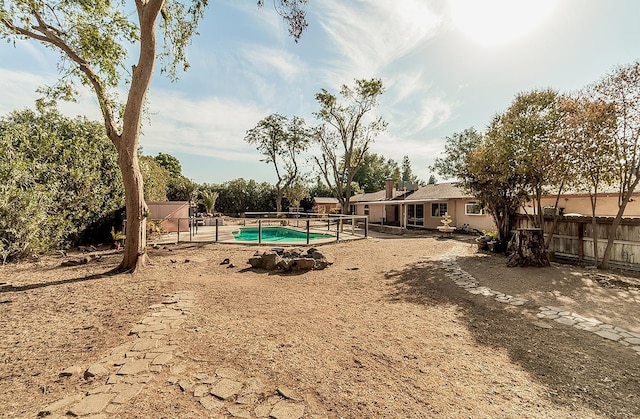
507 228 550 267
116 148 149 272
109 0 162 272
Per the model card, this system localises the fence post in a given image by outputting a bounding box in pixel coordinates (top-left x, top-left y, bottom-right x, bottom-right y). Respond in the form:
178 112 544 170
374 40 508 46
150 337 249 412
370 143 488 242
189 217 193 242
306 219 310 245
177 218 180 244
336 218 340 242
258 219 262 244
578 222 584 261
215 218 219 242
365 217 368 238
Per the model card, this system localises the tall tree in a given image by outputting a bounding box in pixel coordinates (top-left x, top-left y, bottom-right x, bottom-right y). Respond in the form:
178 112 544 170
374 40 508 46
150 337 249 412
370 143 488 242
313 78 387 214
244 113 309 212
401 155 413 182
592 61 640 269
0 1 307 272
557 94 617 266
432 126 529 246
498 89 562 231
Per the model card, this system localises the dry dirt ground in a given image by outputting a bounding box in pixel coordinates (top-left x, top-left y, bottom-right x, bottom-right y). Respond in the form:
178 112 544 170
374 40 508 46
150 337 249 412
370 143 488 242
1 232 639 418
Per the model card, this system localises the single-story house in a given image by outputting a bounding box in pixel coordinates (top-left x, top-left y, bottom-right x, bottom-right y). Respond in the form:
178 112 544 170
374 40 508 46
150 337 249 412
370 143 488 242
312 197 341 214
350 181 496 232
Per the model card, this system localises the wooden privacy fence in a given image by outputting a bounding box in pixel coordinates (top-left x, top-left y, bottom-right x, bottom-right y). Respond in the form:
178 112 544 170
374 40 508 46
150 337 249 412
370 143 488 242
513 215 640 270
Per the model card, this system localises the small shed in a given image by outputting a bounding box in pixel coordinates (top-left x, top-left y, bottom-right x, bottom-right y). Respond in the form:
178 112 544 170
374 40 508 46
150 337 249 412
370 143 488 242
312 197 340 214
147 201 190 232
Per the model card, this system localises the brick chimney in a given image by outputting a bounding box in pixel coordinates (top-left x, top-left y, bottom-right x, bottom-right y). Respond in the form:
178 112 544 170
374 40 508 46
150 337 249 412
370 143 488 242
385 179 394 199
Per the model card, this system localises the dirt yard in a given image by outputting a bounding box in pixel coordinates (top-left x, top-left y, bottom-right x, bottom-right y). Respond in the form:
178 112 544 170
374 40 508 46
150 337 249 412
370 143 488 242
1 233 639 418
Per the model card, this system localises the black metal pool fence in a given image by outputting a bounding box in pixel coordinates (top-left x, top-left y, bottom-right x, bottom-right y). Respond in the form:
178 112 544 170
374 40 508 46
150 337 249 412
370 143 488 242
125 213 369 245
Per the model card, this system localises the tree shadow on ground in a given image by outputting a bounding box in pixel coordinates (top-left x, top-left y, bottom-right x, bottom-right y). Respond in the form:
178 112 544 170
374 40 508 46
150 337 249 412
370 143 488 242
0 269 122 294
384 257 640 418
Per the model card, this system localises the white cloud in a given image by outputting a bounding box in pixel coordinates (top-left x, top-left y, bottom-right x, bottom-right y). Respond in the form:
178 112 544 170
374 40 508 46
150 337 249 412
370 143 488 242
0 69 45 114
143 89 269 161
239 46 306 82
0 68 103 119
314 0 443 83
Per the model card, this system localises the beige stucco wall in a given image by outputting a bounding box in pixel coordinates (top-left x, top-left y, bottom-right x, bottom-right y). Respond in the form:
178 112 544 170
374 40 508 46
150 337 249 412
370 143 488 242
355 199 496 232
353 203 386 223
533 194 640 217
452 199 497 232
147 201 190 232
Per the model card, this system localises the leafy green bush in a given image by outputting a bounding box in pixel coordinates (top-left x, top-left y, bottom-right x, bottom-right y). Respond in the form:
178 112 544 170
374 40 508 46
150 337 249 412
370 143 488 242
0 107 124 262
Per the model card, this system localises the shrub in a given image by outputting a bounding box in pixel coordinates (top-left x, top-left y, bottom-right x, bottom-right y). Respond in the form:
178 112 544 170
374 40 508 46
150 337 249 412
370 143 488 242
0 108 124 262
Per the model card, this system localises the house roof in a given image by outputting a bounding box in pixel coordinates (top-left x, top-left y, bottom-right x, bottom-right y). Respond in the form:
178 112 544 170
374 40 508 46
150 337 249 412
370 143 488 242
350 183 472 204
350 189 407 203
312 197 339 205
405 182 471 200
543 183 640 197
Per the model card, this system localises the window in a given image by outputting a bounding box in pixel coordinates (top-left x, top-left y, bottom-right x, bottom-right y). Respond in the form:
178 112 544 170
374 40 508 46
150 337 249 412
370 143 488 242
465 202 484 215
349 204 357 215
431 202 448 217
364 204 370 216
407 204 424 226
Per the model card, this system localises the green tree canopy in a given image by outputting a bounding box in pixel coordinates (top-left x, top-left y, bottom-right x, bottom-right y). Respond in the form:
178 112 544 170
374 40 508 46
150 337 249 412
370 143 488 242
591 61 640 268
352 152 400 193
214 178 276 216
432 125 527 245
139 155 169 202
154 153 183 179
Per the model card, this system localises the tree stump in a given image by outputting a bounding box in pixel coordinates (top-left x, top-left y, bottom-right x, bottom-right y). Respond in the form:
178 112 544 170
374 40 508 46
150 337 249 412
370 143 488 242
507 228 550 267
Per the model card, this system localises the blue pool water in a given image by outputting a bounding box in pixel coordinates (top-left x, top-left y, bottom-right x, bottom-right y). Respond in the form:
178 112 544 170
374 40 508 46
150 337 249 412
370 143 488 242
232 226 333 242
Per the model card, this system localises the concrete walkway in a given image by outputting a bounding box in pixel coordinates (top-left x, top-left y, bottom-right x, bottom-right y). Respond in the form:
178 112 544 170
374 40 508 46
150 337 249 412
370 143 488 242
440 252 640 356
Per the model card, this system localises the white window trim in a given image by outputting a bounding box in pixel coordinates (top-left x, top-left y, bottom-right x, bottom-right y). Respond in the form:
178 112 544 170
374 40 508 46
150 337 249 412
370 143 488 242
465 202 485 216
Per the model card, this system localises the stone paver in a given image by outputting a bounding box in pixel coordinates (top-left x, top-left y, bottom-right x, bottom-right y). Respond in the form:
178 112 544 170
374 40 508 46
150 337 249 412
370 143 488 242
270 400 305 419
441 250 640 355
441 254 529 307
39 291 195 417
210 378 243 400
536 305 640 349
152 352 173 365
67 393 115 416
116 359 148 375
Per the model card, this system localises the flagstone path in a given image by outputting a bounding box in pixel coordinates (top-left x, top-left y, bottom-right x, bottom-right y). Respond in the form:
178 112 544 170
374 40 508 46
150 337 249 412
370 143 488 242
37 290 310 419
440 252 640 356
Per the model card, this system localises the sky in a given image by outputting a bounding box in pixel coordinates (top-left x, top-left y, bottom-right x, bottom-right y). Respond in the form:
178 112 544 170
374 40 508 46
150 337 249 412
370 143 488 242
1 0 640 186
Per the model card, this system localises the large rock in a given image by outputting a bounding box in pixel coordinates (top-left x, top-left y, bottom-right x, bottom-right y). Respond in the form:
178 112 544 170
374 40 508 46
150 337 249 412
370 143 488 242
247 249 331 272
261 252 283 270
291 258 316 271
248 256 264 269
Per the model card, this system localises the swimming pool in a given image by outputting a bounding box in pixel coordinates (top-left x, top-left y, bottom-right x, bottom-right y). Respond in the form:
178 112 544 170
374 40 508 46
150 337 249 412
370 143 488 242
232 226 333 243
